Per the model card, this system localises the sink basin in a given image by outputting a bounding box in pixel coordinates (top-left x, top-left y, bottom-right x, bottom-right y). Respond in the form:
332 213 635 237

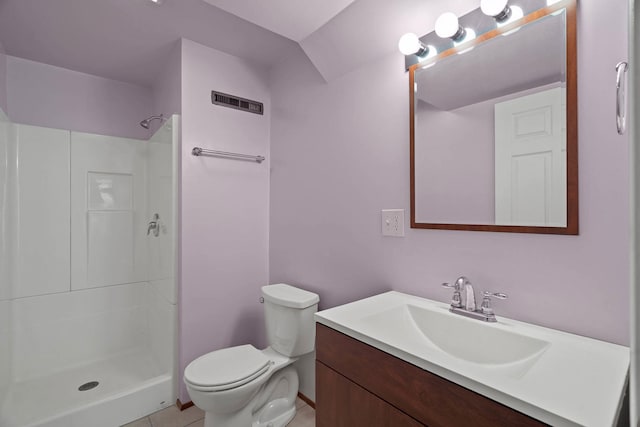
408 305 549 364
359 304 549 367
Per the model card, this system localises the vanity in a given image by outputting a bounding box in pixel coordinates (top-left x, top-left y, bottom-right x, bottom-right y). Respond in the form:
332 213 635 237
314 292 629 427
313 0 628 424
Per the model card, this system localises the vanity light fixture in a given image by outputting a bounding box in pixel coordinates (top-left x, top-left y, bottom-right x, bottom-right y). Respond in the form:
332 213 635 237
398 33 430 57
401 0 562 67
435 12 467 42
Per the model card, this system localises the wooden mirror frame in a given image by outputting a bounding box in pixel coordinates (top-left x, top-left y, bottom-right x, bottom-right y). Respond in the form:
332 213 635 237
409 0 577 234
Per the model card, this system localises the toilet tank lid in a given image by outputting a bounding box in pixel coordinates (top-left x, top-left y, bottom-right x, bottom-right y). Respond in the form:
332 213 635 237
262 284 319 309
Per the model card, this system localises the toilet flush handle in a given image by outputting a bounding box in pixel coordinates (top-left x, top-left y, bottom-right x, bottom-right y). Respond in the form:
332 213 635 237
259 297 264 303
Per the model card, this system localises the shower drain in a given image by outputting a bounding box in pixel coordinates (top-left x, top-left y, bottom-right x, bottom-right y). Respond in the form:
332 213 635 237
78 381 99 391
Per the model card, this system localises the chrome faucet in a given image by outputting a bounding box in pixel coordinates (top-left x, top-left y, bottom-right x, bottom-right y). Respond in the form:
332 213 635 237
441 276 507 322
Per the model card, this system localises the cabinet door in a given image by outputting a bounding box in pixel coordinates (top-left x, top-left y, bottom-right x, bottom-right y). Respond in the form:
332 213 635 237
316 361 423 427
317 324 547 427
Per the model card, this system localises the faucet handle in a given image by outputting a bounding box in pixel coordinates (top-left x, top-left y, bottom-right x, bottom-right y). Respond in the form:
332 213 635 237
441 283 463 308
483 291 507 300
480 291 508 315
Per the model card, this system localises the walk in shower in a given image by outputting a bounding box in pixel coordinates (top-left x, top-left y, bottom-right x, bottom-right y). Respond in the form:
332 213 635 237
0 113 179 427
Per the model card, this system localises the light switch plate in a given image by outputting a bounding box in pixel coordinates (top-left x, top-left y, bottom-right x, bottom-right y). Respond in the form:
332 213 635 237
381 209 405 237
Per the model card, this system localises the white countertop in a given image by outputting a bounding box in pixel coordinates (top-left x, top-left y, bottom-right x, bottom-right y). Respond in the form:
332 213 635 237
315 291 629 427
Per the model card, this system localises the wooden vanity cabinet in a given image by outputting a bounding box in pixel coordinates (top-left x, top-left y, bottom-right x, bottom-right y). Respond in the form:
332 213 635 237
315 324 547 427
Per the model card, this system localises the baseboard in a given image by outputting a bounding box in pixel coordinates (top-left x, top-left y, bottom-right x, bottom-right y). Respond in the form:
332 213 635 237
176 398 194 411
297 392 316 409
177 393 315 412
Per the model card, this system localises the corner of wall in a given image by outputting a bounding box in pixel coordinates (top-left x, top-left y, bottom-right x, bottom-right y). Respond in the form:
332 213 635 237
152 39 182 120
0 39 8 118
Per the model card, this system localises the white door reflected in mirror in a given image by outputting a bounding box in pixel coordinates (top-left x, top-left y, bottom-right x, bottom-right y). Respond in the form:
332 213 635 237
494 87 567 227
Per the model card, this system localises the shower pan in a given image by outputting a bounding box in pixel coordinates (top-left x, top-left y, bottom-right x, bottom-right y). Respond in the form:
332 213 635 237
0 115 180 427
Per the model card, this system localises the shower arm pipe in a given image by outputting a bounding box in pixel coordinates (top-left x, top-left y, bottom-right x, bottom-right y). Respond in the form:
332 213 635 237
140 114 166 129
191 147 265 163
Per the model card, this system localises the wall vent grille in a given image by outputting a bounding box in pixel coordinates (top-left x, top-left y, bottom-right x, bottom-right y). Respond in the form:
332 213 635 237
211 91 264 115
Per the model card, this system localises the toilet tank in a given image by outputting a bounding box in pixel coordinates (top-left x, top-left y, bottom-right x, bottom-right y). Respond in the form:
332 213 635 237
262 284 319 357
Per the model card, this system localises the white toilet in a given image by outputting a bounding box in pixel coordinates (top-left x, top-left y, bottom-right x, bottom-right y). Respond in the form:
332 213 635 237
184 284 319 427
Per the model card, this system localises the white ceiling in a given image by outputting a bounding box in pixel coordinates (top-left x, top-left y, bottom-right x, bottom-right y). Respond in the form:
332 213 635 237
201 0 358 42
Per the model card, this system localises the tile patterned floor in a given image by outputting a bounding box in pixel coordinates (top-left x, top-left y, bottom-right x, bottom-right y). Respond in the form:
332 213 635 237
121 397 315 427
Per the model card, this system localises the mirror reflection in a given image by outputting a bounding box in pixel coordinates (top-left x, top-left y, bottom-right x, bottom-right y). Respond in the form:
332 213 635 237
411 4 577 233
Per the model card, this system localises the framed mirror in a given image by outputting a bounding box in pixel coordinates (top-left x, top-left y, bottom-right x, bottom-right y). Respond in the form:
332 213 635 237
409 0 577 234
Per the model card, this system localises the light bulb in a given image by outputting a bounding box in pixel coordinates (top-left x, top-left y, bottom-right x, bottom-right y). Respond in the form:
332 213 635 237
435 12 462 39
398 33 422 56
481 0 509 18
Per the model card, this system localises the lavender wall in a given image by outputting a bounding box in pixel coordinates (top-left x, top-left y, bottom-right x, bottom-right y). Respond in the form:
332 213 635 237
179 39 270 403
0 41 7 116
415 99 495 224
270 0 629 354
6 56 153 139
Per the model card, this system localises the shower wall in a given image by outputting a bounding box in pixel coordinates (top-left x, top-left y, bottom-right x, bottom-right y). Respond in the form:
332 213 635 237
0 299 8 409
71 131 148 290
146 117 179 377
0 111 10 410
2 124 70 300
1 122 148 349
0 117 177 426
11 284 149 382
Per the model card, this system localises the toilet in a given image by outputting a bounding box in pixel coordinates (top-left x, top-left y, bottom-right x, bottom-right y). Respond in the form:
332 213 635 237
184 284 319 427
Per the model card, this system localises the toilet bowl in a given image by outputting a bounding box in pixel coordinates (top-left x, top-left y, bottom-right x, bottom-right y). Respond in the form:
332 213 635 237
185 346 298 427
184 284 319 427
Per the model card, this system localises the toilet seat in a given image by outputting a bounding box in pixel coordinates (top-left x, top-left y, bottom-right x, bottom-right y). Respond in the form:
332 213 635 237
184 345 271 392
